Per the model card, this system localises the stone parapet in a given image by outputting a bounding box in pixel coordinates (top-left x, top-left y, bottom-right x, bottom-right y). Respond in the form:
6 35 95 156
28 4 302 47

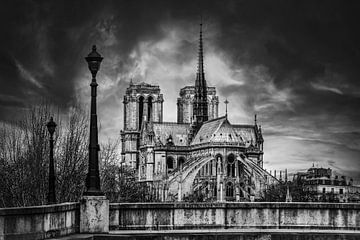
109 202 360 231
0 202 79 240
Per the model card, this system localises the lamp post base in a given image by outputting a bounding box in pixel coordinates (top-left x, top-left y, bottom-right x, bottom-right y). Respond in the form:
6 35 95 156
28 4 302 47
80 195 109 233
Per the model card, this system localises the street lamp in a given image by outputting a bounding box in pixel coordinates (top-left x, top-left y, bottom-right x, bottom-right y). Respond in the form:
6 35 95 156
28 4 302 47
84 45 103 195
46 117 57 204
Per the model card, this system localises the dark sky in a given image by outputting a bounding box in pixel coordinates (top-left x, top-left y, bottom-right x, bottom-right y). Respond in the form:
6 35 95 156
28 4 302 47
1 0 360 180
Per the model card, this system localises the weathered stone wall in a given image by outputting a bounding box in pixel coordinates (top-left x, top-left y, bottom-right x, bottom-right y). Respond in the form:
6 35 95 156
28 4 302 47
109 202 360 231
0 202 79 240
1 201 359 239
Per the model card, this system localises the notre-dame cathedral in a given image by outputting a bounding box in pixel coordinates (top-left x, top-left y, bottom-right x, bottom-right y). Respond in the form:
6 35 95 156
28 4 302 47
120 24 277 202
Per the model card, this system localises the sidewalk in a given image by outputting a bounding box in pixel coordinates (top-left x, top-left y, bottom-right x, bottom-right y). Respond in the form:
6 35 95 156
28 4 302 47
50 229 360 240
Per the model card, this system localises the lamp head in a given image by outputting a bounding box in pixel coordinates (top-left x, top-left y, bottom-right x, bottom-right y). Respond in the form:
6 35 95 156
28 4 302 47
85 45 103 76
46 117 57 135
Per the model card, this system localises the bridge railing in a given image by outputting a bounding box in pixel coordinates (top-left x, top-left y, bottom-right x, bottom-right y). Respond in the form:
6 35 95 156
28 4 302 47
109 202 360 231
0 202 79 239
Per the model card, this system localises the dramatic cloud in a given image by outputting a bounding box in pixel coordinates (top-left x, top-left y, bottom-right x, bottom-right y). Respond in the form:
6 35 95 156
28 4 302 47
1 0 360 181
14 59 44 89
311 82 343 95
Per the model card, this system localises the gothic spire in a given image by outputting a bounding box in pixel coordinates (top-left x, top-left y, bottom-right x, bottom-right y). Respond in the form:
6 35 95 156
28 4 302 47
192 22 208 130
196 22 205 85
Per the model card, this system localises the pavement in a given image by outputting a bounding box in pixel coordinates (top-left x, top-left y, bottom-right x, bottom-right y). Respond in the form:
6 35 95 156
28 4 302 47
49 229 360 240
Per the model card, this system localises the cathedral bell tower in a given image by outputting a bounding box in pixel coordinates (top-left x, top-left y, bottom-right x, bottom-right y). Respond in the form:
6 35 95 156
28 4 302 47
121 81 163 168
192 23 208 133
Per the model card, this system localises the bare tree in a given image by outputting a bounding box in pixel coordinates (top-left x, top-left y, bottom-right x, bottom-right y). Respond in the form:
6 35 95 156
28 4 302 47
55 106 88 203
0 102 149 207
99 139 151 202
0 103 51 207
0 103 89 207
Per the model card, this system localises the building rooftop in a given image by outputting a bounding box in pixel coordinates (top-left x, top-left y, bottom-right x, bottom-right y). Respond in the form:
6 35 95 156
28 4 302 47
153 122 190 146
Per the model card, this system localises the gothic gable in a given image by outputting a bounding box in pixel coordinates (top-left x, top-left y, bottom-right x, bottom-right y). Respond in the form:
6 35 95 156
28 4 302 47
191 116 244 145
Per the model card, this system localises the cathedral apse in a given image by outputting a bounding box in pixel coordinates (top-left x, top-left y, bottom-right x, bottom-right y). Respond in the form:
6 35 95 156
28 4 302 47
120 23 278 202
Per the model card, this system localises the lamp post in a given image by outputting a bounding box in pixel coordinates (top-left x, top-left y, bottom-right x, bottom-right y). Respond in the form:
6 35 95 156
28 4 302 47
46 117 57 204
84 45 103 195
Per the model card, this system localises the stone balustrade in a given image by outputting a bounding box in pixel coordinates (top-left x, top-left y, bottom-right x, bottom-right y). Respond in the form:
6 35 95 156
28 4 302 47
0 202 79 240
1 201 360 239
109 202 360 231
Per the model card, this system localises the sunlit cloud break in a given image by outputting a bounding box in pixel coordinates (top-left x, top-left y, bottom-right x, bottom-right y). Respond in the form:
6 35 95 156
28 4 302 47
14 59 43 89
311 82 343 95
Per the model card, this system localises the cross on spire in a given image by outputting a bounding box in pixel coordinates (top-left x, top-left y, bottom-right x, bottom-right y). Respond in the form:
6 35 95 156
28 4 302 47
224 99 229 116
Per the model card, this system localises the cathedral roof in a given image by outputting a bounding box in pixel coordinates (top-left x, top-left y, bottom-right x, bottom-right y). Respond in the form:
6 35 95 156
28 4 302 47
153 122 190 146
191 116 244 145
232 125 258 147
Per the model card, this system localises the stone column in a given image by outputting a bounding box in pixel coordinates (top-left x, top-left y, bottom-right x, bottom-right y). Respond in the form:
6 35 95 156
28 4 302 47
216 157 221 201
214 98 219 118
164 184 168 201
207 182 211 199
178 173 182 201
80 196 109 233
220 182 224 202
136 99 140 130
160 99 164 122
189 100 193 123
123 98 129 130
235 186 240 201
143 99 148 122
235 161 240 201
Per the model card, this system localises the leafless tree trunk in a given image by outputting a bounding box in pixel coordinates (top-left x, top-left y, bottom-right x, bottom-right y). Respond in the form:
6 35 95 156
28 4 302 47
55 106 88 203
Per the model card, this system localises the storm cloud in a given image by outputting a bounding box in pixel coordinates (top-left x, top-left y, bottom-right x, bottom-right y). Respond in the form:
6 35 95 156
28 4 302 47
1 0 360 181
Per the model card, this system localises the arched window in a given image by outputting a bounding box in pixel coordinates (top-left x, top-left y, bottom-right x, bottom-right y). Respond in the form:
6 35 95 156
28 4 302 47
138 96 144 129
178 157 185 170
238 162 244 178
226 182 234 197
227 154 236 177
227 153 235 163
141 165 145 175
166 156 174 171
147 96 153 121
